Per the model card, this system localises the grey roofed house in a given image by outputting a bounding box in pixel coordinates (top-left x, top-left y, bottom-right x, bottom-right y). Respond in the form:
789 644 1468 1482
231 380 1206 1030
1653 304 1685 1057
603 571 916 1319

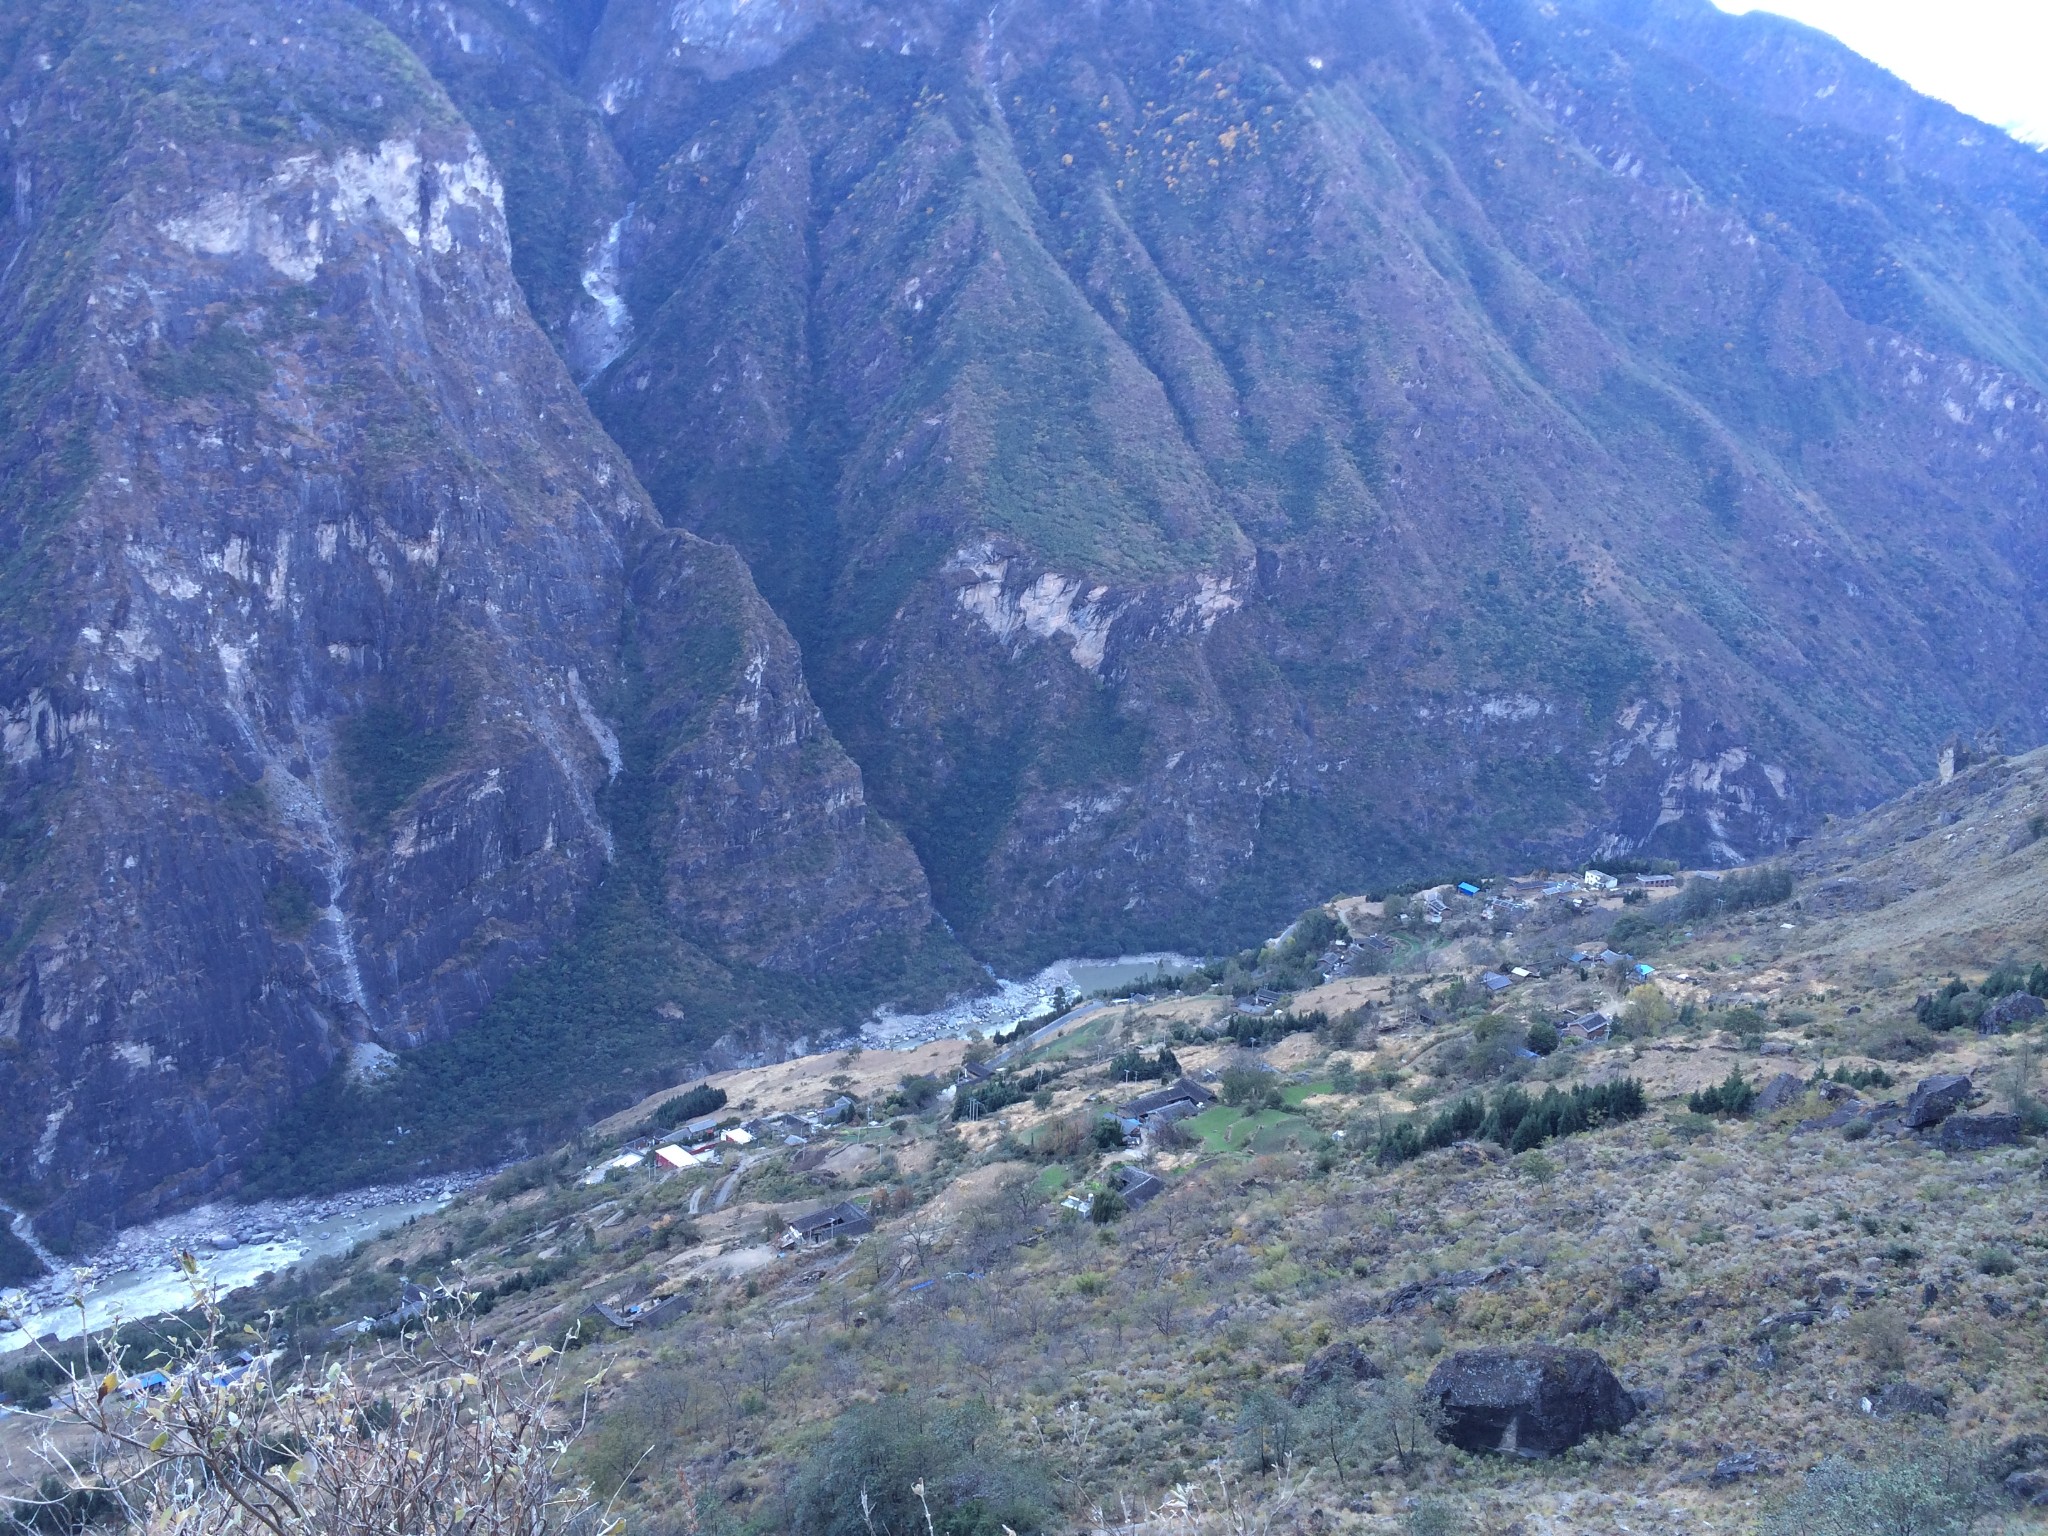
588 1293 690 1331
1481 971 1514 993
782 1201 874 1246
1560 1011 1611 1042
1112 1164 1166 1208
1117 1076 1217 1125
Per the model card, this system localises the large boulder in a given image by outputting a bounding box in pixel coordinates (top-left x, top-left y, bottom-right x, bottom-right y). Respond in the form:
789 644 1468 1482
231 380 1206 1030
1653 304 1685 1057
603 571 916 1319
1904 1075 1973 1129
1290 1341 1384 1405
1424 1346 1636 1458
1871 1380 1949 1420
1983 993 2047 1033
1934 1112 2023 1151
1754 1073 1808 1114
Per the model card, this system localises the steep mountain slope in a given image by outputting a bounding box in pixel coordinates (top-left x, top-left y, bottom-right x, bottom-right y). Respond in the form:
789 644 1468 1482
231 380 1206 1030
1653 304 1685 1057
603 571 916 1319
373 0 2048 969
0 0 962 1242
150 754 2048 1536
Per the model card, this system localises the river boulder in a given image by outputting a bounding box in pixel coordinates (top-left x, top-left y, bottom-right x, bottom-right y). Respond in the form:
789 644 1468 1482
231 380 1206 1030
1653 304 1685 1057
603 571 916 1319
1424 1345 1636 1458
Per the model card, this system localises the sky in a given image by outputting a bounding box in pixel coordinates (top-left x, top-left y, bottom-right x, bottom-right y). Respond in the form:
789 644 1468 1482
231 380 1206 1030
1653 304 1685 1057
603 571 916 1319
1712 0 2048 146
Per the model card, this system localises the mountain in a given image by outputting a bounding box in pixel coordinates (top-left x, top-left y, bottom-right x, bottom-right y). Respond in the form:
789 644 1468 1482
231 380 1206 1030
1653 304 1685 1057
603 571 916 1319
5 0 2048 1235
374 0 2048 972
0 0 966 1246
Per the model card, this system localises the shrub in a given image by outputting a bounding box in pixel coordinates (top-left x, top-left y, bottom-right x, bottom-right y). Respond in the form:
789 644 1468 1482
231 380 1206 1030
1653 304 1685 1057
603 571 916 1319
1915 980 1983 1034
1221 1064 1284 1111
1980 965 2029 999
956 1066 1066 1121
1525 1021 1559 1056
1375 1079 1646 1164
1761 1432 1988 1536
1976 1246 2017 1276
1689 1071 1757 1117
263 877 319 938
1623 984 1674 1037
1319 1009 1363 1049
1234 1388 1300 1473
1671 865 1795 922
1405 1497 1467 1536
1088 1189 1126 1225
895 1074 944 1112
50 1300 595 1534
1107 1046 1180 1084
649 1082 727 1127
788 1401 1054 1536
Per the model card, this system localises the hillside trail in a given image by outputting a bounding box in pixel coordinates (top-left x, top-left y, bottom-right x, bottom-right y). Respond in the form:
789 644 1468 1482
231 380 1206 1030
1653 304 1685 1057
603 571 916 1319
711 1152 769 1213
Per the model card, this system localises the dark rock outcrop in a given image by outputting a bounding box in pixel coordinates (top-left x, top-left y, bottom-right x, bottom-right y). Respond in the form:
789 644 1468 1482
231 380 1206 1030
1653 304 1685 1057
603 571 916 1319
367 0 2048 971
1290 1340 1384 1405
1904 1075 1974 1129
1424 1345 1637 1458
1935 1113 2024 1152
1870 1380 1949 1420
2008 1470 2048 1508
0 0 961 1239
1754 1073 1808 1114
1982 994 2047 1033
1617 1263 1663 1300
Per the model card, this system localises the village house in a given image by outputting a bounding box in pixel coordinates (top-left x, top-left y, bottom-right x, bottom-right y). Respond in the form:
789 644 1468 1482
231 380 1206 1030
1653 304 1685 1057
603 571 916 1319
587 1293 690 1331
1560 1011 1612 1044
1583 869 1620 892
1116 1076 1218 1132
1112 1164 1167 1209
781 1201 875 1248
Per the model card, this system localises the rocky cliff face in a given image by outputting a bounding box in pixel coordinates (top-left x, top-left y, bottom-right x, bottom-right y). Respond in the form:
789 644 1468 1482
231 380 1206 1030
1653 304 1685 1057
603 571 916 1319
0 0 955 1243
377 0 2048 965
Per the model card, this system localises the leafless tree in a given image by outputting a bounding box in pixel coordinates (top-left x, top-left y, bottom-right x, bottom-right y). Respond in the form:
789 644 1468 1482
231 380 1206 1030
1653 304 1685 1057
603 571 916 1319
19 1269 604 1536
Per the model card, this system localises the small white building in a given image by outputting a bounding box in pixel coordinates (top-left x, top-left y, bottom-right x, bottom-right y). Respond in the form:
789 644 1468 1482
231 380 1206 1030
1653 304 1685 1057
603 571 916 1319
654 1144 702 1170
1583 869 1620 892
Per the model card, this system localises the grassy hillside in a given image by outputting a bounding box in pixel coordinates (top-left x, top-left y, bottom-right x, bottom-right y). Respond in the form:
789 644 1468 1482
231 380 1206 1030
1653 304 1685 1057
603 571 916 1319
135 752 2048 1535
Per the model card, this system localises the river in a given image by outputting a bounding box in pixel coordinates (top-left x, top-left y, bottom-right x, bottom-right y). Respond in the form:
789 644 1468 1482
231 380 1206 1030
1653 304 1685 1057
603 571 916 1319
2 957 1201 1350
0 1175 476 1353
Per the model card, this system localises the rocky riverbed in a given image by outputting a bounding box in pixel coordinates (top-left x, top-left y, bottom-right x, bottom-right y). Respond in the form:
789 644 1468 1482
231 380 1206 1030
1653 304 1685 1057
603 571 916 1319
0 1172 488 1350
861 954 1200 1048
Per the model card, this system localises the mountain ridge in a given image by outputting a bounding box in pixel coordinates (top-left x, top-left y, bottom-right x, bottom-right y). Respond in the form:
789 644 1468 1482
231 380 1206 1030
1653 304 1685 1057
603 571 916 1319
4 0 2048 1229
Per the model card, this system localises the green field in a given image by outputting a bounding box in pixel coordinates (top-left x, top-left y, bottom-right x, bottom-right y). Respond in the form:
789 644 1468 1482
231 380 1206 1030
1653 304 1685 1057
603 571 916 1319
1280 1081 1333 1108
1185 1105 1318 1155
1023 1011 1121 1064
